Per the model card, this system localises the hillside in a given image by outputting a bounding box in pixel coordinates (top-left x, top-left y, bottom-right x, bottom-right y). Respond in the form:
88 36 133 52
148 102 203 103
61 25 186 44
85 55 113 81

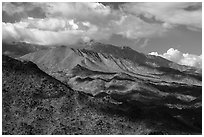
2 41 50 58
2 55 202 134
3 41 202 134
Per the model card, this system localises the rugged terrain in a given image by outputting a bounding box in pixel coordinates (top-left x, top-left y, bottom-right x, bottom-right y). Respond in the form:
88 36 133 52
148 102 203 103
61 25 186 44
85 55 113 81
2 41 202 134
2 41 50 58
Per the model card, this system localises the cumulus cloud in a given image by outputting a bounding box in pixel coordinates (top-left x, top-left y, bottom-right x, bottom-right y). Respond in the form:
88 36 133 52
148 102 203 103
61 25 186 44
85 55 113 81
45 2 116 25
121 2 202 31
43 2 167 39
149 48 202 68
2 18 113 45
2 2 202 47
2 2 169 45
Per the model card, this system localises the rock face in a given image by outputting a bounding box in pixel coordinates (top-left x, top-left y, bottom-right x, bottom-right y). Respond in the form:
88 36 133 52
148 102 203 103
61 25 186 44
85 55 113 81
3 41 202 134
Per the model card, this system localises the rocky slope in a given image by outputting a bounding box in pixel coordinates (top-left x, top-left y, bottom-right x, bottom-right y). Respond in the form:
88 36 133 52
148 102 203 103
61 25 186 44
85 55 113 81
21 42 201 86
3 41 202 134
20 42 202 134
3 55 153 135
2 55 202 135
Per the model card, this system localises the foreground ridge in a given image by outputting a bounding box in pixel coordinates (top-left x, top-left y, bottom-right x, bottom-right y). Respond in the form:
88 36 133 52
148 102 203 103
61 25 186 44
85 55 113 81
3 42 202 135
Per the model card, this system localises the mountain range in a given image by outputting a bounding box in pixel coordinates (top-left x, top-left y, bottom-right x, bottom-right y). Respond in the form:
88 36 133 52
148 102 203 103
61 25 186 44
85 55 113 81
2 41 50 58
2 41 202 134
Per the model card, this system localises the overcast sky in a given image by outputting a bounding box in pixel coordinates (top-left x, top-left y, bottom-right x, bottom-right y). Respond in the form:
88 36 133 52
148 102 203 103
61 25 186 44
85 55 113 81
2 2 202 68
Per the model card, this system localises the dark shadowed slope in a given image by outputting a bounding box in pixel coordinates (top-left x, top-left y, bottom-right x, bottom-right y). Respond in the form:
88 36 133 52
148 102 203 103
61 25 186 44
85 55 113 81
2 55 202 134
2 41 50 58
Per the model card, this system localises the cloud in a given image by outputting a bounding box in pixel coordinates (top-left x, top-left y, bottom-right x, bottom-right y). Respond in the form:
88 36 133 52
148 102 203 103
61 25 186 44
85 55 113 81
45 2 114 23
121 2 202 31
111 14 166 39
134 38 149 48
22 17 80 31
2 17 113 45
43 2 167 39
2 2 46 22
139 39 149 48
149 48 202 68
2 2 202 47
2 2 169 45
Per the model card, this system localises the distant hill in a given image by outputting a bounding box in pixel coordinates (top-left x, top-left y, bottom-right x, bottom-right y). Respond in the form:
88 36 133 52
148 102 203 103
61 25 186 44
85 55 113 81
2 41 50 58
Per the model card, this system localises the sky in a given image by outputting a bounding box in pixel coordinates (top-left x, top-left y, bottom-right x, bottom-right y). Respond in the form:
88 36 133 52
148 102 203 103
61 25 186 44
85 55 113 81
2 2 202 68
